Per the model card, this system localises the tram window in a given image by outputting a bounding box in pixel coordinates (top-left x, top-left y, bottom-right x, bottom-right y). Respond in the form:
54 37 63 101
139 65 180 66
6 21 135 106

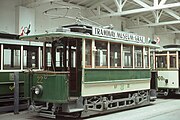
46 47 51 67
145 47 149 68
40 49 43 68
156 56 167 68
4 46 21 69
24 50 27 67
31 52 36 68
169 51 176 54
23 47 39 69
123 45 133 68
134 46 143 68
71 47 76 68
0 47 2 68
56 47 64 67
150 51 154 69
95 41 107 67
85 40 92 67
170 55 176 68
110 43 121 68
56 48 60 67
156 51 167 54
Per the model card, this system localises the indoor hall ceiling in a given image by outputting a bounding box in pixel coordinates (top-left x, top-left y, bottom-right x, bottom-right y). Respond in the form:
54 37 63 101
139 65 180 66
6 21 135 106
21 0 180 34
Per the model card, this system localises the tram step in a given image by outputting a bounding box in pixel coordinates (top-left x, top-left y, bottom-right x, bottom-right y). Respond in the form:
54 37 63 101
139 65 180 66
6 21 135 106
39 110 56 119
68 108 84 113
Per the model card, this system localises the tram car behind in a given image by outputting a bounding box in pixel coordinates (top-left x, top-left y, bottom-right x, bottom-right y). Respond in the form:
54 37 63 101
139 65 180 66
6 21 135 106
154 45 180 96
20 24 159 118
0 33 43 112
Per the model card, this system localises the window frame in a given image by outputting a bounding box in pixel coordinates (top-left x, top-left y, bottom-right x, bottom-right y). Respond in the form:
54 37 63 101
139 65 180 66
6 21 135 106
3 44 21 70
85 39 92 68
110 42 121 68
95 40 108 68
123 44 133 68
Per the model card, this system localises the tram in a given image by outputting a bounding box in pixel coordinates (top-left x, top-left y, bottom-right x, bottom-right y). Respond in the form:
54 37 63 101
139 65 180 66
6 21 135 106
20 24 159 118
0 33 43 112
153 45 180 96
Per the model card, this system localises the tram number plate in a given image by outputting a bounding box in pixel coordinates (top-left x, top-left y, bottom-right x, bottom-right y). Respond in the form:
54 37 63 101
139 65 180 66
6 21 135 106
9 73 14 81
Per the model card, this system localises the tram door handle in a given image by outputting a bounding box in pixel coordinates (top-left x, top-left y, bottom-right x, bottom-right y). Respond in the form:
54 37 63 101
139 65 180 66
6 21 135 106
65 79 69 84
165 79 168 84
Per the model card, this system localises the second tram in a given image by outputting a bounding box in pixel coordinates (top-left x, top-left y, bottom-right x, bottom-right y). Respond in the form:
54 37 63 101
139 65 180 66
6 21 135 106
154 45 180 96
0 33 43 112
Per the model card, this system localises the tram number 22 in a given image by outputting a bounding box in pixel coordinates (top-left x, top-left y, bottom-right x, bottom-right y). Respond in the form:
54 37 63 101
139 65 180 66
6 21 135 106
37 76 43 83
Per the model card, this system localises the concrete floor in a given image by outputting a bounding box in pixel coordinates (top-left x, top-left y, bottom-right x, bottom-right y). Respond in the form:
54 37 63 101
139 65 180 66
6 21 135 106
1 97 180 120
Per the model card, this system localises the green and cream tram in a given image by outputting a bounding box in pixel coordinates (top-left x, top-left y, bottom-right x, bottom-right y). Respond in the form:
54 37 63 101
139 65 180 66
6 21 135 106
20 24 159 118
0 33 43 112
154 45 180 96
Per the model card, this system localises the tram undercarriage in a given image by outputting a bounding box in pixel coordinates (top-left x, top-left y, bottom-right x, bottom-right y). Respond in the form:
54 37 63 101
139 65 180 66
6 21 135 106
29 90 153 118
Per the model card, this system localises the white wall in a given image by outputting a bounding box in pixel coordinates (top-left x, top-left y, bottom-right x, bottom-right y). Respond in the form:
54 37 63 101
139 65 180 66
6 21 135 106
35 3 80 33
0 0 19 33
0 0 35 35
125 27 154 44
156 34 176 46
16 6 35 35
173 34 180 44
154 26 177 46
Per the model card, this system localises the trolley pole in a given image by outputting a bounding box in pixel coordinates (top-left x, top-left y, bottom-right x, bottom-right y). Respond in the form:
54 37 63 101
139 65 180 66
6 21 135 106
14 72 19 114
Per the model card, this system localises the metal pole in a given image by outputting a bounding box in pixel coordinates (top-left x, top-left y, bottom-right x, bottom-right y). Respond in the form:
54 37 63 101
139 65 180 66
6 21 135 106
14 72 19 114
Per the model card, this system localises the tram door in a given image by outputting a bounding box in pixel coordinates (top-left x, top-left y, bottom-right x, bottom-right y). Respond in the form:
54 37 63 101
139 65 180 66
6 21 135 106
66 39 81 97
179 52 180 87
53 39 81 97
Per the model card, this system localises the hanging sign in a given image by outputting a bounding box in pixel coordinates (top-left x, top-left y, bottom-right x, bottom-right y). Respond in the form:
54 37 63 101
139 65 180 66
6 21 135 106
92 27 145 43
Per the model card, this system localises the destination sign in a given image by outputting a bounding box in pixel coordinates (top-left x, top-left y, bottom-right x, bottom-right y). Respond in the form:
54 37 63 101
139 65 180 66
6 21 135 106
92 27 145 43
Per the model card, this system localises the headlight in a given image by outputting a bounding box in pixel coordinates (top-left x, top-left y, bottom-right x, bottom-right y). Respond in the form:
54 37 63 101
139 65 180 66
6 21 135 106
35 87 40 95
33 85 43 96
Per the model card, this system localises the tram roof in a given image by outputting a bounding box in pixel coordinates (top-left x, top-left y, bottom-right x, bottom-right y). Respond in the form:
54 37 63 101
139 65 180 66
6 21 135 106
20 31 159 48
155 48 180 52
155 44 180 52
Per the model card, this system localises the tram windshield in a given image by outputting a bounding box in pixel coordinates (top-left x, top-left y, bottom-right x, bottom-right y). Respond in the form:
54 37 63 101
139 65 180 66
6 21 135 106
155 51 177 69
156 56 167 68
169 52 176 68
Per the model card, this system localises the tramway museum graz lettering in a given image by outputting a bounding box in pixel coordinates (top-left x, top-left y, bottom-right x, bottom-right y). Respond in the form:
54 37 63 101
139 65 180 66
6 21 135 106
92 27 145 43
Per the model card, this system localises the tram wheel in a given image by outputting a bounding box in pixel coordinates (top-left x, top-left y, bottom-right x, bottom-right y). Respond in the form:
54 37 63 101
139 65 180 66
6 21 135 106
72 112 82 118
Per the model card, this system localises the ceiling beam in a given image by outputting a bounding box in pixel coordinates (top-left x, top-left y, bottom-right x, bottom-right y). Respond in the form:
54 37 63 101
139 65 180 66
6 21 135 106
89 2 180 19
156 31 180 34
68 0 74 3
128 20 180 28
77 0 89 5
153 10 163 23
167 25 179 31
113 0 121 12
153 0 158 6
163 9 180 20
101 3 115 13
140 16 153 24
159 0 167 6
133 0 150 8
88 0 109 9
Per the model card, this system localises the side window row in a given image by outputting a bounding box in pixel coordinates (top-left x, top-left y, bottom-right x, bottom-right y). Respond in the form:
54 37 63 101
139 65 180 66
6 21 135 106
85 40 149 68
0 44 42 70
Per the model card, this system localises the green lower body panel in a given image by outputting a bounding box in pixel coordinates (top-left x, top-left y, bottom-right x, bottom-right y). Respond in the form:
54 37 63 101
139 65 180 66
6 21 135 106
24 72 69 103
82 69 151 96
0 72 24 96
84 68 151 82
0 83 24 95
